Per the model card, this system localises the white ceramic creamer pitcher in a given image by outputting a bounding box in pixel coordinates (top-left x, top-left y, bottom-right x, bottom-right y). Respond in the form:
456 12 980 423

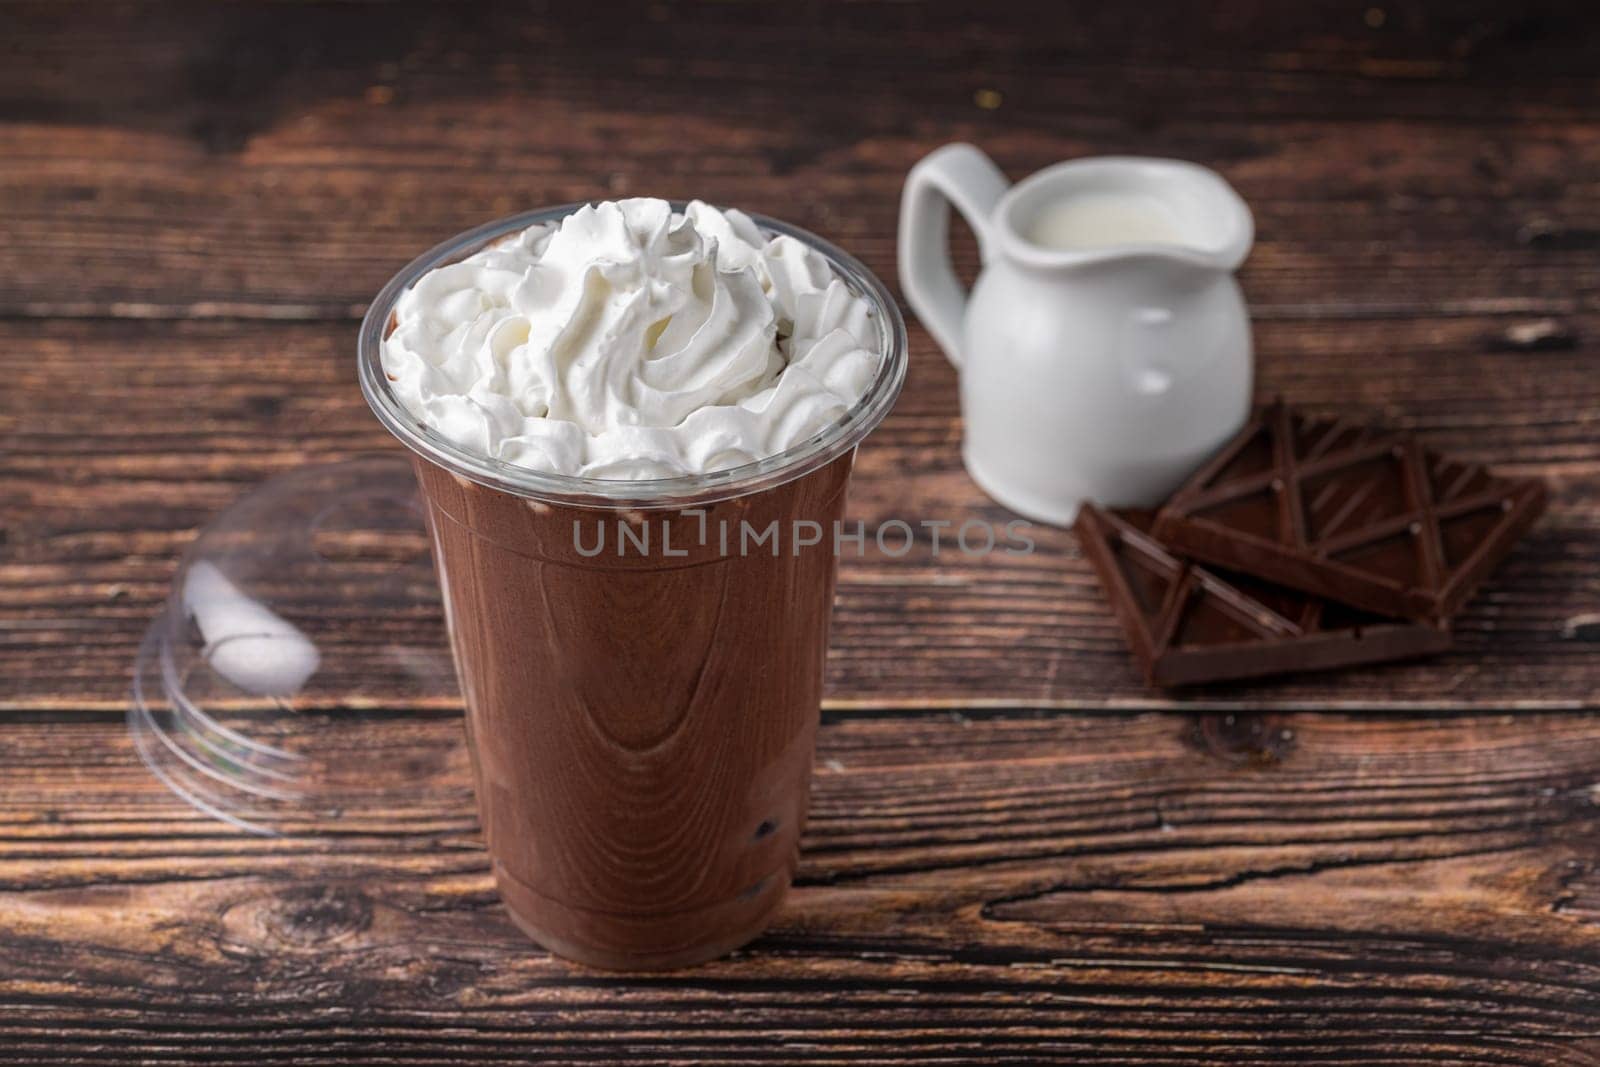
898 144 1255 525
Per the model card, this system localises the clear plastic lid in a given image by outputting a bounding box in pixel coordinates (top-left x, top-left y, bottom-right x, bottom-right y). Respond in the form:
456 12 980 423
127 456 470 834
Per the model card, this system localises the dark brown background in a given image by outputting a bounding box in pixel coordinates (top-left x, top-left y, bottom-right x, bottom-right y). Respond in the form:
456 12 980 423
3 1 1600 1063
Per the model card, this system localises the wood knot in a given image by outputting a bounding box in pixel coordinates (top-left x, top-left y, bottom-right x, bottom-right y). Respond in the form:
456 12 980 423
268 884 373 947
1553 859 1600 925
222 884 374 955
244 394 283 418
1191 712 1296 767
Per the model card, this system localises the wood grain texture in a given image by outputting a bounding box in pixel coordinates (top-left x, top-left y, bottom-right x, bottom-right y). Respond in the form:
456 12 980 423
4 0 1600 1062
3 315 1596 709
5 712 1600 1064
0 2 1598 320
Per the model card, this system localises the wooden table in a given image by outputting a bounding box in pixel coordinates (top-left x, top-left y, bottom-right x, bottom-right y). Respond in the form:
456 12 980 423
4 3 1599 1062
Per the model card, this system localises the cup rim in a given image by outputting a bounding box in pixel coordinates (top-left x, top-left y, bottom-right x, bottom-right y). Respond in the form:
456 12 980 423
358 202 908 508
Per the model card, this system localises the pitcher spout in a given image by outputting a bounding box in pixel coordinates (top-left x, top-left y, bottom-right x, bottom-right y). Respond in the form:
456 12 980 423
994 156 1254 274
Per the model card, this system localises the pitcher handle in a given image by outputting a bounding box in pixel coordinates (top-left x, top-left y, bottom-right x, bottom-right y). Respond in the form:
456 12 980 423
897 143 1010 369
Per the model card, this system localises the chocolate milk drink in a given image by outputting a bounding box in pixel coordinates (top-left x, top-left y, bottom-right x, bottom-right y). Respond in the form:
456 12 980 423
360 201 906 969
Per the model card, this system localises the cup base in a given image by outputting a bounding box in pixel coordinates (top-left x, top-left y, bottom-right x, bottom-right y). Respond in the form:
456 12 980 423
493 860 794 971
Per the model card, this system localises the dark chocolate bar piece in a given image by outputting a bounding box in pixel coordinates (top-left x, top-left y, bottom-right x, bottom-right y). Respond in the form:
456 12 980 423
1075 505 1451 687
1152 401 1547 620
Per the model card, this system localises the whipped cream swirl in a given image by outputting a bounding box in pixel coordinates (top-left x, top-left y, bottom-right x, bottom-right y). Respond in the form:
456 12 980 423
381 198 882 479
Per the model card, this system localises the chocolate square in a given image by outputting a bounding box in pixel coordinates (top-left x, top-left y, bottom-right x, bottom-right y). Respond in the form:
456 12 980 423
1076 505 1451 687
1151 401 1547 620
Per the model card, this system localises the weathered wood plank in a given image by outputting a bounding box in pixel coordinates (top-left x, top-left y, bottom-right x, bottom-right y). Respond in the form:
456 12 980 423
4 120 1598 321
0 3 1598 319
3 315 1597 710
2 712 1600 1064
